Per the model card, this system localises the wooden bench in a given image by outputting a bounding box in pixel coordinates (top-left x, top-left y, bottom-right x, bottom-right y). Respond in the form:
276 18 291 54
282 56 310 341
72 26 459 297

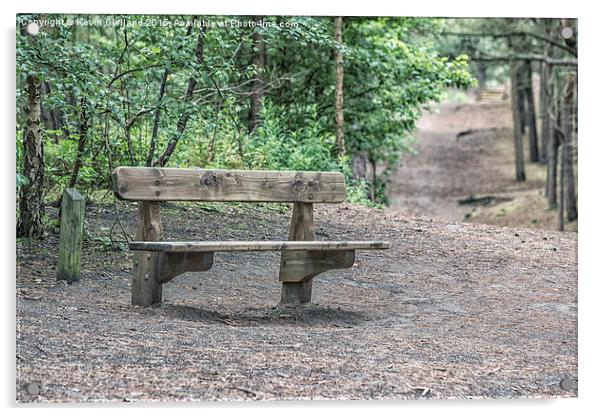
112 167 390 307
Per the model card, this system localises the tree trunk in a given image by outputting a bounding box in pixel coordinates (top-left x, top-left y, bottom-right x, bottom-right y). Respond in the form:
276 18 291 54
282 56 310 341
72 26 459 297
475 60 486 99
68 98 90 188
546 130 559 208
351 152 367 181
558 141 565 231
334 16 345 158
539 60 550 164
547 87 561 209
559 18 577 224
517 79 527 135
523 61 539 162
124 127 136 165
539 20 554 165
368 156 377 202
17 75 45 238
510 59 526 181
563 73 577 221
155 25 205 167
248 16 266 133
147 66 169 166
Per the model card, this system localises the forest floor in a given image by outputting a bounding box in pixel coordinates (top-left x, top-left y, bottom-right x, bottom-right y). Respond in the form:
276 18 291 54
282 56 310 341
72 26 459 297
16 195 577 401
389 99 578 232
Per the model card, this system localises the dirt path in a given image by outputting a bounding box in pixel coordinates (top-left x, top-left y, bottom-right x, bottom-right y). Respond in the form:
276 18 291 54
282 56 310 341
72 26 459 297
17 201 577 401
389 101 576 231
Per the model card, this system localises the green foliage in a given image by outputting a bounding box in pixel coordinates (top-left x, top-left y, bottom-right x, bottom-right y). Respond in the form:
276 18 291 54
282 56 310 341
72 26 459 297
92 236 126 252
41 213 61 234
247 100 340 172
16 173 29 189
16 14 474 205
345 179 380 207
344 18 475 165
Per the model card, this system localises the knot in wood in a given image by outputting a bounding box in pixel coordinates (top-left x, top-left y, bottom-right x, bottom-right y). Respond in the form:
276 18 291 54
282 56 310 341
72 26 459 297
307 179 321 195
200 171 219 187
291 177 305 193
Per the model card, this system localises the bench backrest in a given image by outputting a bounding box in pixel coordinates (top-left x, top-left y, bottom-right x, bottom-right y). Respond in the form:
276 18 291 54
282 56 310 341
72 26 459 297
112 167 346 203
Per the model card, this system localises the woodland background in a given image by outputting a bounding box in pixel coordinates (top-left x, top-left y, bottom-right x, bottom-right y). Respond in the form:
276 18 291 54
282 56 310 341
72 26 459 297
16 16 577 237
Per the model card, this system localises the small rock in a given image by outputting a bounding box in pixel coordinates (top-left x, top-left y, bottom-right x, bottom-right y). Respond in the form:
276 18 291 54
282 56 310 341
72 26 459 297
26 382 40 395
560 377 576 391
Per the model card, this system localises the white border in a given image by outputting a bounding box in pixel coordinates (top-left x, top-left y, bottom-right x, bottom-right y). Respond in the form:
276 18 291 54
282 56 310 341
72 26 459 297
2 1 599 415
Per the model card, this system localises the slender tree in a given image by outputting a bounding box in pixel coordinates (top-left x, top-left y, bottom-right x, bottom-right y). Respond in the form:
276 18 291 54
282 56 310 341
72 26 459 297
539 60 550 165
523 60 539 162
563 73 577 221
547 73 562 208
155 24 205 167
560 19 578 222
517 82 527 135
68 98 91 188
538 20 554 165
509 56 526 181
147 66 169 166
475 60 486 99
334 16 345 158
248 16 266 133
18 74 45 238
558 138 565 231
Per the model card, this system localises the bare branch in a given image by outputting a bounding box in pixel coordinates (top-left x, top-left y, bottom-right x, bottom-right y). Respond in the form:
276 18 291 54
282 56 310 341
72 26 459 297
440 31 577 57
108 64 164 88
471 52 577 66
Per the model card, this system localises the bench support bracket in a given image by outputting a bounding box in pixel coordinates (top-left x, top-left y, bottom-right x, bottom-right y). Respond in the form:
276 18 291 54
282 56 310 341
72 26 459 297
279 249 355 304
156 252 214 284
279 250 356 283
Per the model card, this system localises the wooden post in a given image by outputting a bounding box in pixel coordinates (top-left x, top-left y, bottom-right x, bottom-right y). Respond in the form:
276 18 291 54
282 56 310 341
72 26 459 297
280 203 315 305
132 201 163 306
56 188 85 283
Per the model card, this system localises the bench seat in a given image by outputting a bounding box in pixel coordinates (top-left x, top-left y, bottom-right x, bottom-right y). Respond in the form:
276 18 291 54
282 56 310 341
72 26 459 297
129 240 390 252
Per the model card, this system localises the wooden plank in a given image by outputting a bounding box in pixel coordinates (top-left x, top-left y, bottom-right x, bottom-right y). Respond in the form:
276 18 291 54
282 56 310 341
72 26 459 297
129 240 390 252
279 250 356 283
132 201 163 306
56 188 85 283
112 167 346 203
280 202 316 304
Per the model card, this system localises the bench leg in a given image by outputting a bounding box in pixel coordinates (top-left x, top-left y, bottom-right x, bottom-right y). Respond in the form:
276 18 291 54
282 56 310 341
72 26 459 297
279 202 315 305
132 252 162 306
281 281 313 305
132 201 163 307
